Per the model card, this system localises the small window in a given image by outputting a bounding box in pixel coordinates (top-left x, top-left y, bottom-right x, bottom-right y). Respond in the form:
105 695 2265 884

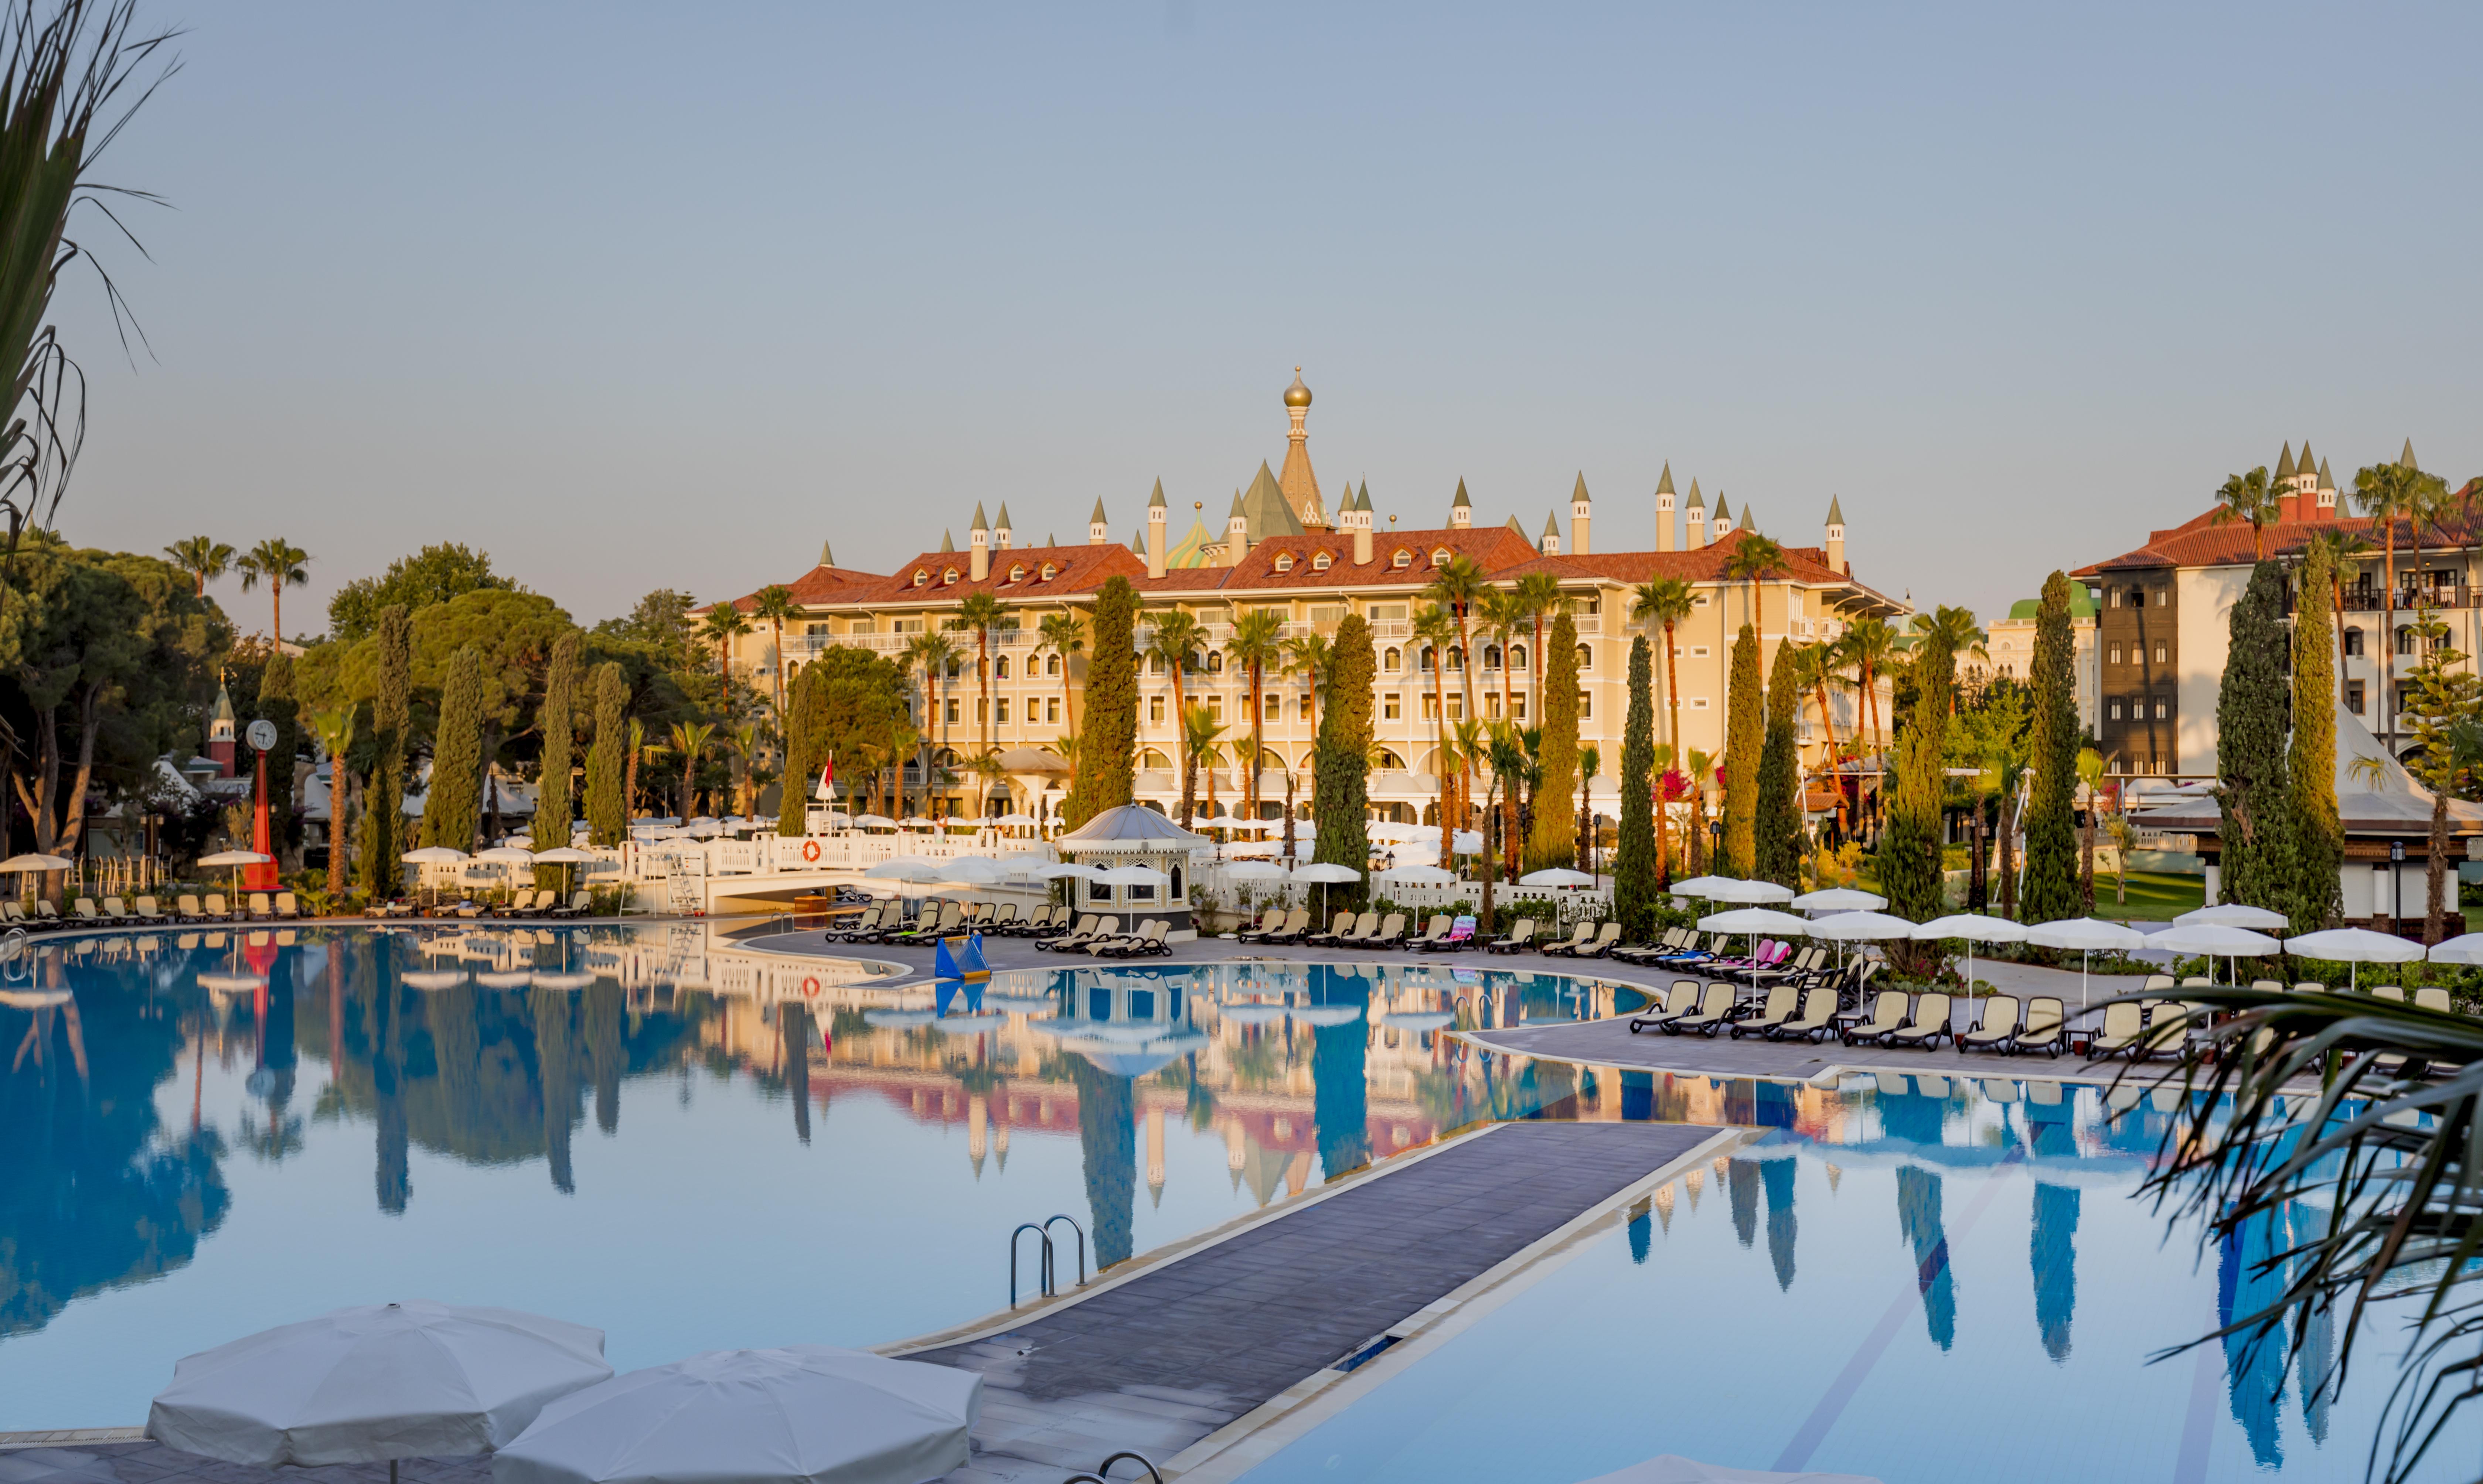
2108 700 2123 720
1008 564 1026 582
1431 547 1452 566
995 656 1010 679
1040 562 1057 580
2346 679 2366 714
912 570 929 587
2155 589 2167 606
1309 604 1345 623
1392 550 1413 569
1383 693 1401 720
1693 595 1711 607
1576 644 1593 671
2108 589 2121 608
2108 644 2122 664
1383 647 1401 671
996 698 1010 723
1687 697 1711 711
1578 690 1591 720
1311 552 1332 571
1368 603 1407 620
943 567 959 584
2153 644 2167 663
1273 553 1295 572
2154 699 2169 720
2343 627 2364 656
1689 645 1711 659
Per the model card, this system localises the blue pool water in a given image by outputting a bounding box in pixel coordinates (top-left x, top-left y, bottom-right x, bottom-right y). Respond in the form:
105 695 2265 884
0 929 1634 1427
1234 1071 2483 1484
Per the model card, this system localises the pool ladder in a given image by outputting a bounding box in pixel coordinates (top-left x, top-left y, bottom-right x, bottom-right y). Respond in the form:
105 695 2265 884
1061 1452 1161 1484
1009 1214 1088 1307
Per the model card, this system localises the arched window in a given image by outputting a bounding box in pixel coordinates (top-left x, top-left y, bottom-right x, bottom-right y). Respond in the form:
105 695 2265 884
2343 627 2364 656
945 658 962 678
1576 643 1593 671
1273 553 1295 572
1140 748 1172 770
995 655 1010 678
1376 748 1408 770
1258 746 1285 770
1484 644 1502 671
1311 552 1331 571
1206 651 1225 672
1447 646 1464 671
1509 644 1526 671
1392 549 1413 569
1149 652 1166 675
1046 654 1062 675
1169 864 1184 899
1383 647 1401 671
1419 645 1436 672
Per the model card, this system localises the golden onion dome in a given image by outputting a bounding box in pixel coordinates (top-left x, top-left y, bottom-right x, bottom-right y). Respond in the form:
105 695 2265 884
1284 367 1312 408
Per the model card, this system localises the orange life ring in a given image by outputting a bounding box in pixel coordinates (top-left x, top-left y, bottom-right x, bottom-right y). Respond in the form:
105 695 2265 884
801 839 821 863
802 976 821 997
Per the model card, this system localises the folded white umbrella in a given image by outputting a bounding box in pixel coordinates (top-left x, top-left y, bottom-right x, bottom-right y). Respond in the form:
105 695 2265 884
1577 1455 1880 1484
1792 887 1887 912
2285 926 2425 989
492 1346 978 1484
2429 933 2483 966
149 1300 610 1474
2175 903 2289 931
1518 867 1596 887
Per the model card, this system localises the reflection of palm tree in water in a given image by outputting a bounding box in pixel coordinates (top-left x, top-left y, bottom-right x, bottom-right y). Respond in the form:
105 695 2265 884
586 982 624 1134
370 949 410 1215
2286 1201 2335 1444
1878 1084 1957 1348
1727 1159 1760 1249
2028 1115 2079 1362
1761 1159 1797 1292
2219 1208 2292 1467
779 1004 813 1145
1069 1055 1136 1269
533 987 579 1193
1311 971 1370 1179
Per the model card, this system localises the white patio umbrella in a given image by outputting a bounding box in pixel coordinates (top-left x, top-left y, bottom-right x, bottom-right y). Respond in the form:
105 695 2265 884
1376 864 1457 885
1223 861 1291 881
1094 864 1172 885
2429 933 2483 966
1695 877 1797 904
1914 913 2030 999
2024 917 2146 1006
992 813 1039 828
850 815 895 829
532 846 596 904
2149 923 2282 986
1697 906 1808 970
862 858 946 882
2175 903 2289 931
491 1346 979 1484
1793 887 1888 913
199 849 277 903
1038 862 1101 880
149 1300 611 1480
1518 867 1597 888
1292 861 1361 924
2284 926 2425 990
936 859 1006 885
1807 910 1918 975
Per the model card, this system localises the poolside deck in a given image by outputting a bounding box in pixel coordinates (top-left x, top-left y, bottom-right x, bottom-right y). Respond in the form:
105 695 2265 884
900 1120 1724 1484
1459 1014 2187 1090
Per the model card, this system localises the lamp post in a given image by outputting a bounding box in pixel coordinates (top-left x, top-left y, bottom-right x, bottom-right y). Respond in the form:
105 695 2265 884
1709 818 1724 876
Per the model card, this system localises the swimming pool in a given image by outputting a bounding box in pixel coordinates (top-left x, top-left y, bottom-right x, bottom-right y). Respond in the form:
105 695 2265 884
1229 1071 2483 1484
0 932 1644 1427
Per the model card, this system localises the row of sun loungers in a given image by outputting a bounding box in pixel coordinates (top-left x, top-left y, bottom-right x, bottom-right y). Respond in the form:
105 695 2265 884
6 892 309 929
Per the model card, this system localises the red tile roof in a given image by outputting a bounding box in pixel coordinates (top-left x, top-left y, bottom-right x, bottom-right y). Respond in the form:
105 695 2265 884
839 543 1149 604
2075 488 2483 577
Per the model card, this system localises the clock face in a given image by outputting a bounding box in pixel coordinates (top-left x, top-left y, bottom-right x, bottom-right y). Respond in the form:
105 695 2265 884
246 719 279 751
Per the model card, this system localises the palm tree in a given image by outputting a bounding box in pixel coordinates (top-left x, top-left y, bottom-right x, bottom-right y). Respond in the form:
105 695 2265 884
1423 553 1487 717
668 721 716 819
1146 609 1206 764
1178 702 1224 832
2304 526 2372 681
308 705 355 904
1454 716 1492 880
1631 577 1696 756
2210 465 2280 560
1282 631 1332 738
1512 570 1564 707
1413 604 1459 864
699 605 752 717
164 536 233 597
749 584 801 718
1682 747 1716 873
1227 608 1285 826
966 750 1009 820
1792 639 1846 835
1650 740 1676 881
1838 617 1899 760
1034 609 1085 733
2354 458 2449 738
1723 533 1785 633
1576 742 1601 877
902 631 959 816
730 721 763 817
1478 587 1527 862
954 591 1006 761
1910 606 1987 713
236 538 310 641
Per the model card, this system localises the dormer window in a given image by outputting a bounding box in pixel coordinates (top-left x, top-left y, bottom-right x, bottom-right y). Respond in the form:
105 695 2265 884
912 569 929 587
1311 552 1331 571
1039 562 1058 580
942 567 959 585
1431 548 1452 567
1273 553 1295 573
1392 549 1412 569
1008 563 1027 583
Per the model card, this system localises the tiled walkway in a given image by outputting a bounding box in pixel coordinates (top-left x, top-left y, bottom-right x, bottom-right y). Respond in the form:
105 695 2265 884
904 1121 1719 1483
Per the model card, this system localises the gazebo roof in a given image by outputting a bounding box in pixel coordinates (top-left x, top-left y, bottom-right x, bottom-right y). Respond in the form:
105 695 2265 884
1055 804 1210 852
2136 701 2483 837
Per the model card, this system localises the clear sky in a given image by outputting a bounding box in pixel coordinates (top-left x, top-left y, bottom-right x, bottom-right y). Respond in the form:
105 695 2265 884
53 1 2483 635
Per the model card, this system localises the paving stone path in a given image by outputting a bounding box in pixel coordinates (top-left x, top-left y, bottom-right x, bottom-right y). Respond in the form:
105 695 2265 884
909 1120 1718 1483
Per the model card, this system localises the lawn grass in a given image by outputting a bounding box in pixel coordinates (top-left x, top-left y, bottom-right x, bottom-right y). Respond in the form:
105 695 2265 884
2091 870 2206 922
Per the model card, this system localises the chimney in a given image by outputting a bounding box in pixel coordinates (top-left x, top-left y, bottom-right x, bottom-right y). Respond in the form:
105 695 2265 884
1569 473 1591 556
1685 479 1707 549
1087 497 1109 546
1146 480 1167 580
969 502 991 582
1226 492 1249 567
1654 463 1676 552
1824 495 1846 574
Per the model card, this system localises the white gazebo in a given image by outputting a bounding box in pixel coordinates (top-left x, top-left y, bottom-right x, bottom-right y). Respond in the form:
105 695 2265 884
1053 804 1209 938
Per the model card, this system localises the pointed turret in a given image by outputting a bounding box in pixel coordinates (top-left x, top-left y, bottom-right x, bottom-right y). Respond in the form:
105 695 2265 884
1711 494 1734 540
1824 497 1847 574
993 502 1014 552
1350 482 1374 566
1738 505 1757 535
1656 463 1676 495
1450 478 1472 529
2319 457 2334 491
1226 490 1249 566
1045 533 1057 547
1685 478 1707 549
939 530 956 554
1570 473 1592 555
1656 462 1678 552
1145 480 1167 579
1148 478 1167 509
970 501 989 532
2293 443 2315 486
1539 509 1562 556
2403 438 2419 470
1506 515 1525 534
2274 442 2296 483
819 539 836 567
1088 497 1110 546
1276 368 1326 528
969 501 991 580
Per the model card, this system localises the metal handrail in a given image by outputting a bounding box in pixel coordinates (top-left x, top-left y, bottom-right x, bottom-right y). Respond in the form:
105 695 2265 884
1043 1213 1089 1288
1009 1222 1055 1308
1097 1452 1164 1483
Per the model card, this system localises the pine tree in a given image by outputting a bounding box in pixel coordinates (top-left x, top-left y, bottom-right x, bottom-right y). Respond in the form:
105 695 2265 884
2288 539 2343 930
1881 634 1954 927
1064 577 1138 829
2020 571 2082 923
535 631 579 876
2215 560 2298 917
1312 614 1376 909
1614 635 1657 936
1722 623 1762 876
360 604 410 900
1526 610 1580 870
1756 639 1802 887
585 662 628 847
423 646 484 851
256 650 299 866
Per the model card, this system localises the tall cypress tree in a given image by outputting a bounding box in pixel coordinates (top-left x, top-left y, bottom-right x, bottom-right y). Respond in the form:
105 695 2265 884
535 631 579 873
1064 577 1138 829
777 664 834 828
1881 635 1953 927
2289 540 2343 930
1527 610 1580 870
1312 613 1377 909
1722 623 1762 876
1614 635 1657 936
360 604 410 900
256 650 300 866
2020 571 2082 923
2217 560 2298 916
423 646 484 851
1756 639 1802 887
585 662 628 847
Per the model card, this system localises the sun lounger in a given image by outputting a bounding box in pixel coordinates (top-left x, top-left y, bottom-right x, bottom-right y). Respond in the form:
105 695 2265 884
2086 1001 2149 1060
1040 913 1104 950
203 893 236 922
1404 915 1454 951
1442 915 1478 951
1567 922 1624 959
1236 908 1290 943
2009 997 2067 1057
1730 985 1801 1040
1339 911 1381 945
1260 908 1314 945
2416 986 2452 1013
1886 992 1954 1050
2142 974 2176 994
1959 995 2020 1052
1770 988 1840 1043
987 903 1021 933
275 891 301 920
72 897 104 924
1663 983 1738 1037
1485 919 1539 955
825 904 883 942
1627 982 1702 1034
1362 912 1406 948
1092 919 1170 957
1840 991 1909 1047
1535 921 1594 957
132 895 169 925
1303 910 1358 946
